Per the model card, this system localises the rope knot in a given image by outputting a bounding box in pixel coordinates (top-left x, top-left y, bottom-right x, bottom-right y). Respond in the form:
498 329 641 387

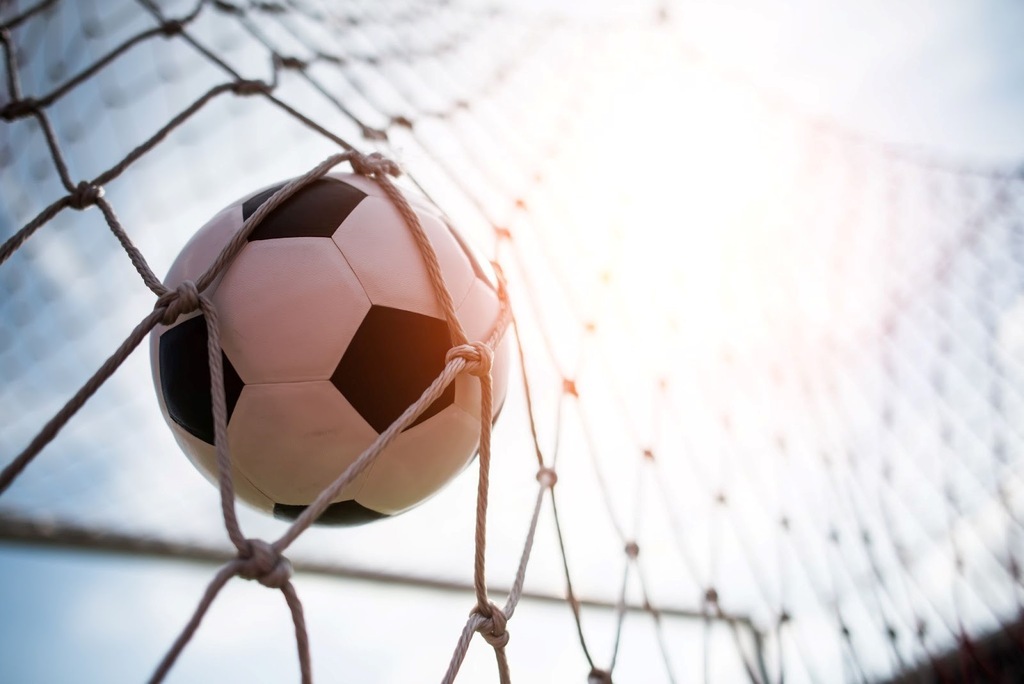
212 0 244 15
536 467 557 488
274 54 306 70
161 19 184 36
0 97 38 121
238 538 292 589
350 151 401 178
157 280 201 325
390 115 414 129
472 601 509 649
361 126 389 142
446 341 493 378
69 181 103 210
231 79 270 96
588 668 613 684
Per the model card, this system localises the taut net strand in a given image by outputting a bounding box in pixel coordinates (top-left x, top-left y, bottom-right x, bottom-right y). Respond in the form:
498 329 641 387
1 0 1023 682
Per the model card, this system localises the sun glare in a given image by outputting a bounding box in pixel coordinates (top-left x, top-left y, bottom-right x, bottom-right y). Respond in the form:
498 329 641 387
539 28 825 386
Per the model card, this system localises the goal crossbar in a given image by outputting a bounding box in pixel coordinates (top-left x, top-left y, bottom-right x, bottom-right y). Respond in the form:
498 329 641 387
0 510 758 629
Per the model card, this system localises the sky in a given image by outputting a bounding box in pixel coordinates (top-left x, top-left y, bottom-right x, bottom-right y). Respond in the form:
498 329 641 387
2 0 1024 683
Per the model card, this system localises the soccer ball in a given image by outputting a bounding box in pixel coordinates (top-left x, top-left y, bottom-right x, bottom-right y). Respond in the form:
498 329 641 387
149 172 510 525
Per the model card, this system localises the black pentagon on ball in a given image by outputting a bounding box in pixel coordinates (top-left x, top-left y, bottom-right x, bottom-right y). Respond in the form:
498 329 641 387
159 315 244 445
243 178 366 241
331 305 455 434
273 500 388 527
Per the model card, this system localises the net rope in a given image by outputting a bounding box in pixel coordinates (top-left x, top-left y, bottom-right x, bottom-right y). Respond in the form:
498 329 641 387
2 0 1024 682
0 1 568 680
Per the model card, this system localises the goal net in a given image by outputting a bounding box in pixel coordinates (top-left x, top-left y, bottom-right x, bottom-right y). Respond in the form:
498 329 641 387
2 0 1023 682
